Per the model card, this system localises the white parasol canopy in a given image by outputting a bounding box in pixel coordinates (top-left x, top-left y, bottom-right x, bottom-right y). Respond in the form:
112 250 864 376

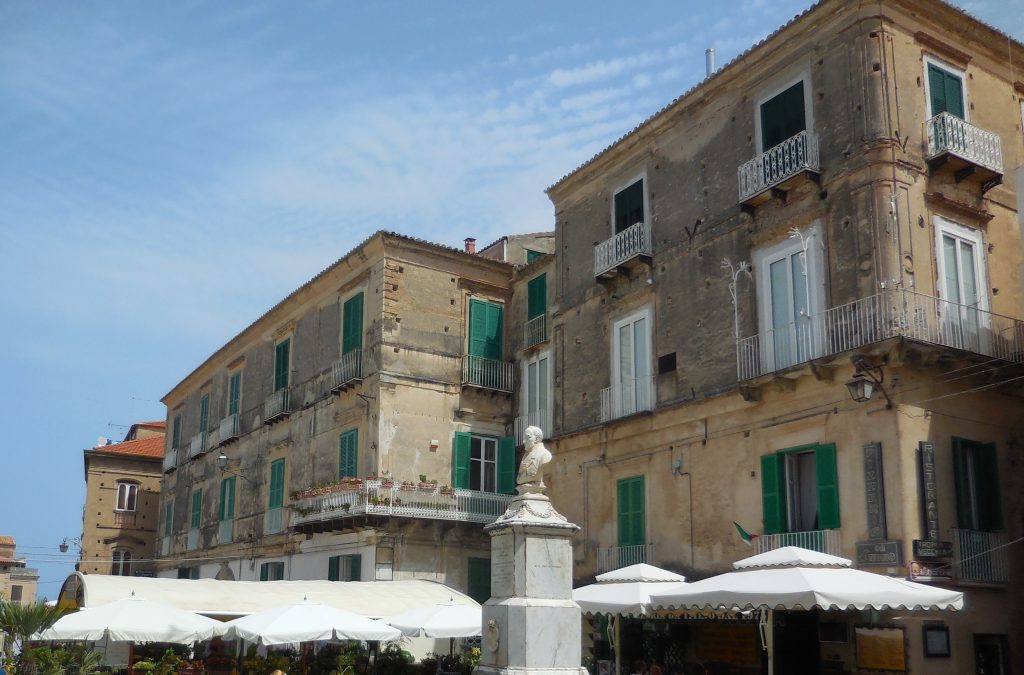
650 546 963 612
223 600 402 645
573 563 687 616
37 594 228 643
384 599 481 638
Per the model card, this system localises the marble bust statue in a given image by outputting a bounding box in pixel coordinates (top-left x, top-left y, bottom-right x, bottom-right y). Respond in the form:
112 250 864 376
516 426 552 492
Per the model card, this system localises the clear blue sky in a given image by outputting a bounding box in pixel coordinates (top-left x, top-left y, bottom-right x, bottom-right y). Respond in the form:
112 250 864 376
1 0 1020 599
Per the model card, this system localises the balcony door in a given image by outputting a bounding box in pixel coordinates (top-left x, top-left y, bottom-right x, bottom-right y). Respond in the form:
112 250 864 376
612 309 652 417
522 350 551 434
935 219 988 354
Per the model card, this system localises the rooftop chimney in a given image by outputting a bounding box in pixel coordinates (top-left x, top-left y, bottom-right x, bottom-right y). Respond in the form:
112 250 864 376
464 237 477 254
706 48 716 77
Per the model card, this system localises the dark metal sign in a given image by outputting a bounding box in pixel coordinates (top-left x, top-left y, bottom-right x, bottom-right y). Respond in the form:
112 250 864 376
863 442 886 541
856 540 902 566
912 539 952 559
918 442 939 541
908 560 952 583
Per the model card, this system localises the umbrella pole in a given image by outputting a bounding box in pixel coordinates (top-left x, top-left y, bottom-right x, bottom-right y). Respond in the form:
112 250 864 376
759 609 774 675
612 616 621 675
449 637 454 657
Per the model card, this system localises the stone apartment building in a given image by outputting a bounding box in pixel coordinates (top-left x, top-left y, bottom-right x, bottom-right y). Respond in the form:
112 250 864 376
155 231 552 601
539 0 1023 672
80 421 165 577
0 536 38 605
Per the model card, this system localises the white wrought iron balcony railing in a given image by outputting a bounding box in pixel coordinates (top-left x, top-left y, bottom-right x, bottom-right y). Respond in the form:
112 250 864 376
597 544 655 573
218 413 240 445
218 519 233 545
524 315 548 348
264 388 291 424
755 529 842 557
594 221 652 277
330 350 363 392
952 528 1008 584
264 506 284 534
600 375 656 422
187 527 199 550
162 448 178 473
737 130 820 203
736 288 1024 380
290 480 515 529
514 410 552 445
462 355 514 393
926 112 1003 175
188 432 207 459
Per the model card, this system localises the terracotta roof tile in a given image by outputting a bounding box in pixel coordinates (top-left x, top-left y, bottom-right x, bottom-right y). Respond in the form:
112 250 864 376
90 436 164 459
139 420 166 428
0 535 14 546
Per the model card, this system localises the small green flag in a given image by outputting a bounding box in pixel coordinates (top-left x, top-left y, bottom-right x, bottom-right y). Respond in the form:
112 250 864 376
733 521 760 546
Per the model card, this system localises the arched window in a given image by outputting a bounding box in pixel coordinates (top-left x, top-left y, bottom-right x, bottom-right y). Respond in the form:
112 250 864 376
115 481 139 511
111 550 132 576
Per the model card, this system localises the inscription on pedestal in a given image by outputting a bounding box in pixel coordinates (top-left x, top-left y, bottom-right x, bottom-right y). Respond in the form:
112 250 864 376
491 531 515 598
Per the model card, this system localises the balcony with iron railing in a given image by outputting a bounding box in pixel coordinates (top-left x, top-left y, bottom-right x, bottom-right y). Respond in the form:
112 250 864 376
264 388 291 424
952 528 1008 584
600 376 656 422
926 112 1002 191
597 544 655 573
162 447 178 473
754 529 842 557
514 410 552 445
188 432 207 459
330 349 363 393
524 315 548 349
462 355 514 393
291 479 514 532
218 413 240 445
737 130 820 206
736 289 1024 381
594 221 653 278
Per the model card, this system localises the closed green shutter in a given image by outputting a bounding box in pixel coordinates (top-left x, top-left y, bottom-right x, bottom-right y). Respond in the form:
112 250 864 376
951 437 970 529
269 458 285 508
614 180 645 234
928 64 964 119
815 443 841 530
348 554 362 581
760 81 806 150
339 429 358 478
190 489 202 529
220 477 235 521
260 563 270 581
525 249 543 264
199 394 209 436
468 300 503 359
342 293 364 355
228 372 241 416
172 415 181 449
761 453 785 535
178 567 192 580
617 476 645 547
163 503 173 537
328 556 340 581
527 274 547 320
467 557 491 603
976 442 1002 531
497 436 516 494
274 339 290 391
453 432 471 488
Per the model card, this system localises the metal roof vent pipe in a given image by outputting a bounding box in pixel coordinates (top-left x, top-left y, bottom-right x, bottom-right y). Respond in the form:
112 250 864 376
706 48 716 77
464 237 476 254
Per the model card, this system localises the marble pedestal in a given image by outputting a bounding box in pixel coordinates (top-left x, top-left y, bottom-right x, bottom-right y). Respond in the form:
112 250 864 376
474 491 587 675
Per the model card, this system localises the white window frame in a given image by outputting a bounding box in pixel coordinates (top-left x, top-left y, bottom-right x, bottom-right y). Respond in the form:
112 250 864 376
115 481 139 512
934 217 987 311
753 222 826 372
754 69 814 154
923 55 969 121
609 171 649 236
111 549 132 577
611 307 653 415
783 451 818 532
521 349 552 434
469 435 499 493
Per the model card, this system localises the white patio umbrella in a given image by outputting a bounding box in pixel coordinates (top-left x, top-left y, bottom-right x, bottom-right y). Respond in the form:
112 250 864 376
384 599 481 655
37 594 227 644
223 599 401 646
573 563 687 616
649 547 963 675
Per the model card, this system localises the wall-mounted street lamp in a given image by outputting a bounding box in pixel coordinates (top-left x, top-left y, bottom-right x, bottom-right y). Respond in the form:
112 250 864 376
58 537 82 553
216 452 254 484
845 358 892 409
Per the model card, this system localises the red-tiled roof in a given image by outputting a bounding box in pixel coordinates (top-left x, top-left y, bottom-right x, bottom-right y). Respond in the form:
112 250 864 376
90 436 164 459
0 535 14 546
139 420 166 428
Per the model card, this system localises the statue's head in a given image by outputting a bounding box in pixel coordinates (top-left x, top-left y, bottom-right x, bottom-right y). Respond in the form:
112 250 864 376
524 426 543 446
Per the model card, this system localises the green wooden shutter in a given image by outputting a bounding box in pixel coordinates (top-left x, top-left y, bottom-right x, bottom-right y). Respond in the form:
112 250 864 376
453 432 472 488
614 180 644 234
274 339 290 391
976 442 1002 531
943 70 964 119
928 65 947 117
172 415 181 449
497 436 516 494
616 476 645 547
467 557 491 603
199 395 209 438
269 459 285 508
815 443 841 530
761 453 785 535
220 477 235 521
260 563 269 581
469 300 503 359
342 293 364 354
328 556 340 581
527 274 547 320
526 249 543 263
178 567 192 579
228 373 241 416
339 429 358 478
348 554 362 581
951 437 971 529
163 503 173 537
928 64 964 118
190 489 202 529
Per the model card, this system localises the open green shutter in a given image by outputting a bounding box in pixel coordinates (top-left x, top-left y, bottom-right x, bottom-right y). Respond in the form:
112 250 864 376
343 293 364 354
199 395 209 434
274 339 290 391
191 489 202 529
815 443 841 530
164 503 173 537
469 300 488 357
328 556 340 581
761 454 785 534
527 274 547 320
944 71 964 119
951 437 971 529
633 478 646 546
269 459 285 508
497 436 516 494
339 429 358 478
219 480 227 521
976 442 1002 531
219 477 235 520
172 415 181 449
453 432 471 488
349 554 362 581
228 373 241 416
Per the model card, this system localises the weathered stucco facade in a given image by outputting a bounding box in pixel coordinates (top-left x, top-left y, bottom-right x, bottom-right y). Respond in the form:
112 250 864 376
0 536 38 605
544 0 1023 672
